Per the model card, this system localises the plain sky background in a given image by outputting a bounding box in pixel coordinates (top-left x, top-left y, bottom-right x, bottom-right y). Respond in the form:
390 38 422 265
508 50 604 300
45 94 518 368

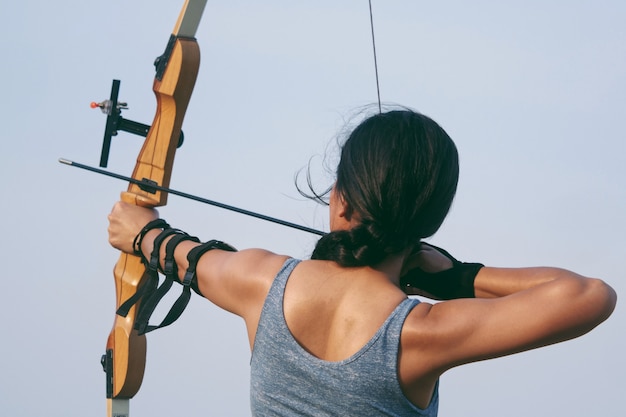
1 1 624 416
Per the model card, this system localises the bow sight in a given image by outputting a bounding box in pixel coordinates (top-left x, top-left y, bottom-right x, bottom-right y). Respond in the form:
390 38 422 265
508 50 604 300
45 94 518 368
91 79 184 168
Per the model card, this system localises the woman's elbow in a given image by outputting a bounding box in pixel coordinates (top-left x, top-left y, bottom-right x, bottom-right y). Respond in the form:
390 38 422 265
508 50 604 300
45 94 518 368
586 277 617 323
563 276 618 331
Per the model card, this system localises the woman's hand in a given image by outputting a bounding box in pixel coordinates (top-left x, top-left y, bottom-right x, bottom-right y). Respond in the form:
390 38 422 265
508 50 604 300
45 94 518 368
107 201 159 254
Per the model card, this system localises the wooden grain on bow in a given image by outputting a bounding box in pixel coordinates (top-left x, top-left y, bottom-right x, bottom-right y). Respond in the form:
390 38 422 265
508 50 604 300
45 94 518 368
103 1 207 416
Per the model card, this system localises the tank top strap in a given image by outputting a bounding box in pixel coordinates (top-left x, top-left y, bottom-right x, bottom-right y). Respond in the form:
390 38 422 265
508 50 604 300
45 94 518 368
386 297 422 337
261 257 300 317
272 258 300 289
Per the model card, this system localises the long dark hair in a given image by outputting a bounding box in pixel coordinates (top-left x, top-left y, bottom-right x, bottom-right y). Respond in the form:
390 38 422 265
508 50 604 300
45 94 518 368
306 109 459 267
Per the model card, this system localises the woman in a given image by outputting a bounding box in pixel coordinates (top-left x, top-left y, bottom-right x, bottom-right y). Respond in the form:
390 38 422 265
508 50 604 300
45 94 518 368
108 109 616 416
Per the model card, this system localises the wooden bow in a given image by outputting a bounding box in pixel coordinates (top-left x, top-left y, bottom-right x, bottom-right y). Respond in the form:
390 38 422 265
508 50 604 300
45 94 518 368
102 1 207 416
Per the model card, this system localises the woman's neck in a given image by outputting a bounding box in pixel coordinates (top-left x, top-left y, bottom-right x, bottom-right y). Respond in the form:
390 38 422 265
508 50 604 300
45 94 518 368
372 247 414 286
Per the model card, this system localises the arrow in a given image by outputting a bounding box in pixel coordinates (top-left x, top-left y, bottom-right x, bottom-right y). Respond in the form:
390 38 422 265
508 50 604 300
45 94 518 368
59 158 326 236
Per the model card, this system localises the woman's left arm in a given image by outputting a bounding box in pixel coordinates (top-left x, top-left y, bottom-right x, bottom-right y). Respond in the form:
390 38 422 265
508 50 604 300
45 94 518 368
108 201 287 341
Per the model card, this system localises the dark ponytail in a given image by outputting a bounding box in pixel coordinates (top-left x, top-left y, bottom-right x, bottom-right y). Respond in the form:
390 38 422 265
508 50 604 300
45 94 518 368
307 109 459 267
311 220 396 267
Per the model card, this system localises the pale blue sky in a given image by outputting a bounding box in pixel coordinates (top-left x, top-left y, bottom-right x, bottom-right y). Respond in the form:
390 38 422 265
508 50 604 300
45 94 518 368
1 1 624 416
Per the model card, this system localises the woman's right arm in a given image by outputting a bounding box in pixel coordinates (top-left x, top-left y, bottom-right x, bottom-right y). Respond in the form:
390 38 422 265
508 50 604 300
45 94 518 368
409 267 616 374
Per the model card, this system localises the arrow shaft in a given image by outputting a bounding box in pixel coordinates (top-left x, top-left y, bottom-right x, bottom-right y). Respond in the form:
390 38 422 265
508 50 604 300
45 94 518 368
59 158 326 236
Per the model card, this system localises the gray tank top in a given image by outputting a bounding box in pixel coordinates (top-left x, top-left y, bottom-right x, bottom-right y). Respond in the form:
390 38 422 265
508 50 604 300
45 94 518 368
250 258 439 416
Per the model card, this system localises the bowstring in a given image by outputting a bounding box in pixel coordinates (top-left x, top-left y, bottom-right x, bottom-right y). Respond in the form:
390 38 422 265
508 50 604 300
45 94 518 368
368 0 382 113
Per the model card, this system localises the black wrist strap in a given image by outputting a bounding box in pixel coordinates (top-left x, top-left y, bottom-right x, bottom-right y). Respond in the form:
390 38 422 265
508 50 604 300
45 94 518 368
133 218 169 256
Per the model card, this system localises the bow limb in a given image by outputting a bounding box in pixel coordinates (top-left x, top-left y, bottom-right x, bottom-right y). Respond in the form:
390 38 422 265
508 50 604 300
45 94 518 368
104 1 206 415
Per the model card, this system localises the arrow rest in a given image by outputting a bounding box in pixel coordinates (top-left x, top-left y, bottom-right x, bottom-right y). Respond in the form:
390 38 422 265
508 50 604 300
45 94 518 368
94 79 184 168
